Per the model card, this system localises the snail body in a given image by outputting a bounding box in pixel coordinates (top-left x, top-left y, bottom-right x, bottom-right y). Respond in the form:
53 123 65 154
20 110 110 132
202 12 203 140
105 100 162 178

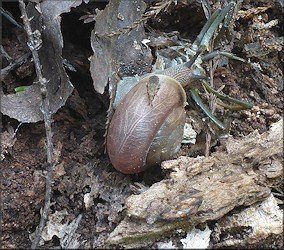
104 3 243 174
107 63 202 174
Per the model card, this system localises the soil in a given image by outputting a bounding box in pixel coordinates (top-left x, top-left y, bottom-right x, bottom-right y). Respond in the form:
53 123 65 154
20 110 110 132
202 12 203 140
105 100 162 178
1 0 283 249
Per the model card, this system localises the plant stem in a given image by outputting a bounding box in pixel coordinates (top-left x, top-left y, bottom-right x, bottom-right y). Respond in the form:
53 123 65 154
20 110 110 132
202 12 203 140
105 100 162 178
18 1 54 249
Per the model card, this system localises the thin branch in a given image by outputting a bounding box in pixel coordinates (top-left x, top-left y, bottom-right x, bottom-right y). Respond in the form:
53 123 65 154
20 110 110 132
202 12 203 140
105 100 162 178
0 7 24 29
0 51 31 79
1 45 14 63
18 1 54 249
0 2 3 246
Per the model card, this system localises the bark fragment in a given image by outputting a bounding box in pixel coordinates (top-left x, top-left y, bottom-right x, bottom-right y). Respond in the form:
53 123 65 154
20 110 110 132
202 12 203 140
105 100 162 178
106 119 283 248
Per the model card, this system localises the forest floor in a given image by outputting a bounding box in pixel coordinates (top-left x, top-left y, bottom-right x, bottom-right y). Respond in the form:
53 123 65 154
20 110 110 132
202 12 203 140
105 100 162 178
1 0 283 248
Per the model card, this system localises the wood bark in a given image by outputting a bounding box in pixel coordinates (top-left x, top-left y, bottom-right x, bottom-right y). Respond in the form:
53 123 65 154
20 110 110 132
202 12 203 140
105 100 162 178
106 118 283 248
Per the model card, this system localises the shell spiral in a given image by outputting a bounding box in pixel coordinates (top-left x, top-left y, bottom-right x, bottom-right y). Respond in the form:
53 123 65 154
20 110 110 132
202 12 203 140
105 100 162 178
107 74 187 174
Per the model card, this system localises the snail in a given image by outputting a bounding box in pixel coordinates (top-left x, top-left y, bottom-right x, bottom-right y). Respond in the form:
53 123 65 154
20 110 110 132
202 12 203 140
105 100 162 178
106 2 251 174
107 53 205 174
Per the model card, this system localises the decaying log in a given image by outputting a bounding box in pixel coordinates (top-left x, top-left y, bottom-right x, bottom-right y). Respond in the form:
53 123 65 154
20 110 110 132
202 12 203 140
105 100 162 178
212 194 283 249
106 119 283 248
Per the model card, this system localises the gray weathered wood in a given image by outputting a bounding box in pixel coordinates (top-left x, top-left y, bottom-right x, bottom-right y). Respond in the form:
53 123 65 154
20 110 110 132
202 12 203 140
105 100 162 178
106 119 283 248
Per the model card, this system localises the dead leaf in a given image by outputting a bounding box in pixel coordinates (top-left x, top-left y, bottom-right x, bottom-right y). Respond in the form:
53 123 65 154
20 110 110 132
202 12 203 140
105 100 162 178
1 0 89 122
90 0 152 94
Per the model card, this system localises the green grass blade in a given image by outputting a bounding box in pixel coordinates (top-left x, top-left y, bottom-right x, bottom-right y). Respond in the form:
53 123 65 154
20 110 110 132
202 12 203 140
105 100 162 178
190 88 226 130
202 81 253 109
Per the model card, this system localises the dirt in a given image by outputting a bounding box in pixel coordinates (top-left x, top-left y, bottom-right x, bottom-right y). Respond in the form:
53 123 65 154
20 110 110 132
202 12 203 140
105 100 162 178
1 0 283 249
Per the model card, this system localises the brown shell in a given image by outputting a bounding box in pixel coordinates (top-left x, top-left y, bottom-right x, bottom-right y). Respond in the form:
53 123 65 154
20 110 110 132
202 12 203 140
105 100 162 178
107 74 186 174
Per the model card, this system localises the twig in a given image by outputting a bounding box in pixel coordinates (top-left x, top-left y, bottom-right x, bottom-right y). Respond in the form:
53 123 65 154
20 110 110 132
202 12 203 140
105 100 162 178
0 51 31 79
18 1 54 249
0 4 3 248
204 5 215 157
0 7 24 29
1 45 14 63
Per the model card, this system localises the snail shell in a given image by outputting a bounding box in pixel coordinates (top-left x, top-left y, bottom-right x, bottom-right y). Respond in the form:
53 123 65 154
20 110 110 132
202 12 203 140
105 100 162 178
107 74 187 174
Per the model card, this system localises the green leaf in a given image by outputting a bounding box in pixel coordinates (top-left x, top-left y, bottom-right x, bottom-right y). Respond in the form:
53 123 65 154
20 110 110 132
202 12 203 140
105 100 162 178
15 86 29 93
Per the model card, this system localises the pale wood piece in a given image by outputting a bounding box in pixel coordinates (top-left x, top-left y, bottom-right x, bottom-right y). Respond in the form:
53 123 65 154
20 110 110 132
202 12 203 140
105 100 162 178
106 119 283 248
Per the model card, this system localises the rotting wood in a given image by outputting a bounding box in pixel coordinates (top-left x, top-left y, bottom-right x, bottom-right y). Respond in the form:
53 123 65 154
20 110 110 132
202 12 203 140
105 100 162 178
212 194 283 248
106 118 283 248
